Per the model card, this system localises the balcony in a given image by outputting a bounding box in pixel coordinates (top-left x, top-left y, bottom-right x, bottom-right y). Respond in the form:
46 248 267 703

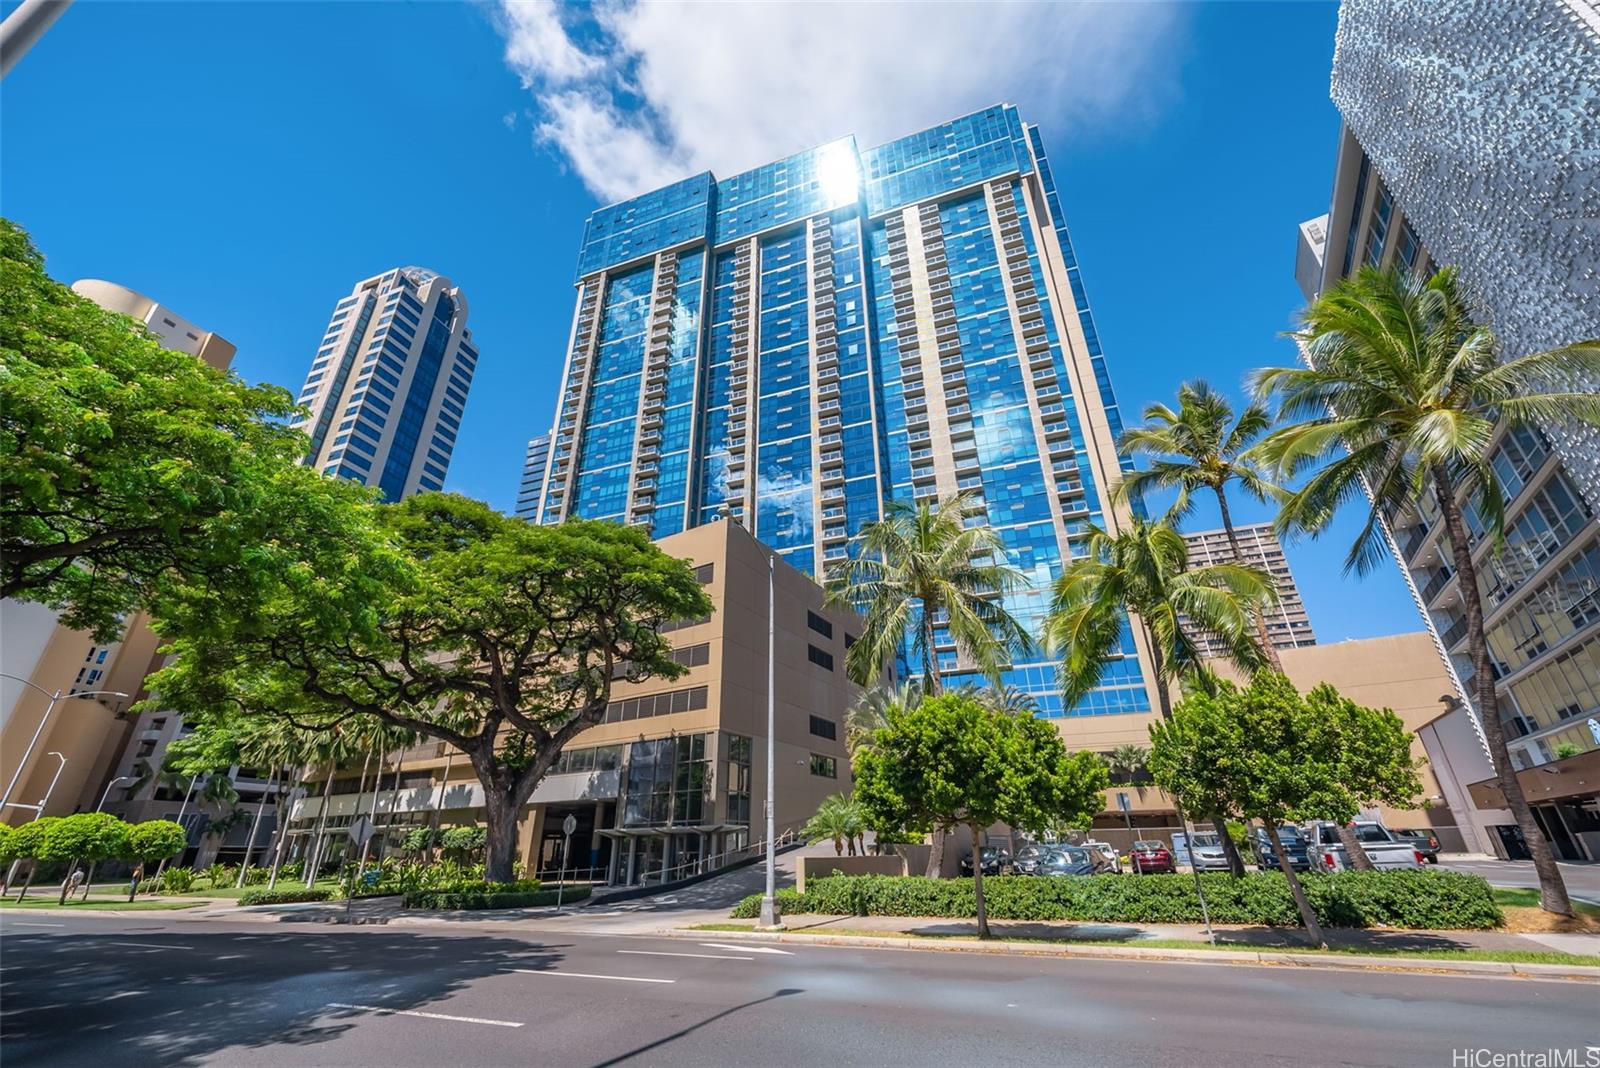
1419 566 1455 603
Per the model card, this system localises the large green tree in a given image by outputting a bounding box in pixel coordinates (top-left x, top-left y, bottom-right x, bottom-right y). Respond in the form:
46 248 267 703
147 493 712 883
1115 380 1287 668
853 692 1109 938
1148 672 1423 947
41 812 128 904
0 218 306 640
1044 517 1276 876
121 820 187 901
1252 265 1599 915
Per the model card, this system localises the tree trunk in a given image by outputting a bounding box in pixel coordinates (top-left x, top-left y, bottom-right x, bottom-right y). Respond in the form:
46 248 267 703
80 861 97 901
1335 820 1376 871
17 865 36 902
482 787 521 885
356 747 390 880
267 771 298 890
58 861 77 905
1215 486 1282 672
1264 820 1323 947
969 821 990 939
306 761 338 888
128 872 140 903
1430 464 1572 915
237 765 278 888
1213 817 1245 877
925 823 946 878
920 595 942 698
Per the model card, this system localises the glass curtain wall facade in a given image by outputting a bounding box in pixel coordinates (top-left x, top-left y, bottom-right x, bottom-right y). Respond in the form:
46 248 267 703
515 433 552 521
538 105 1157 718
295 267 478 501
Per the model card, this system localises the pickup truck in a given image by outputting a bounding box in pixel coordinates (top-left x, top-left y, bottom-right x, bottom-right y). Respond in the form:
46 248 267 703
1303 821 1426 871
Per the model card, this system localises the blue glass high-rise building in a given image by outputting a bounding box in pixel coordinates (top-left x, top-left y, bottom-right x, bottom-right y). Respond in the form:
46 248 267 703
535 105 1157 721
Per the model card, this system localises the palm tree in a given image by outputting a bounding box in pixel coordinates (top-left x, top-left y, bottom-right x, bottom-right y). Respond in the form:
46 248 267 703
1043 518 1277 876
1252 265 1599 915
1108 743 1149 786
1116 380 1287 670
829 491 1031 876
845 680 923 758
829 490 1031 693
802 794 867 857
969 683 1039 717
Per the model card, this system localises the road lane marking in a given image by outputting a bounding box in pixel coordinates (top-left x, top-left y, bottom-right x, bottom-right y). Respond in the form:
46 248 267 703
7 922 63 928
699 942 792 955
617 949 753 961
515 968 674 984
328 1003 523 1028
107 941 176 950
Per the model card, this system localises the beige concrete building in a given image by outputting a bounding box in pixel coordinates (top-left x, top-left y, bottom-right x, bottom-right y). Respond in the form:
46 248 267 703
282 520 859 885
2 282 235 830
1183 522 1316 655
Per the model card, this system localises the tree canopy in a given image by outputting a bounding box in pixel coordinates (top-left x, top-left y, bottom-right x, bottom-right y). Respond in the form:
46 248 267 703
853 691 1108 937
0 218 309 639
147 493 713 881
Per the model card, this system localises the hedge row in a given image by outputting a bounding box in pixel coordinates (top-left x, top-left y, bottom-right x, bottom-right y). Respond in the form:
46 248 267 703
238 888 333 906
403 885 592 911
730 870 1502 930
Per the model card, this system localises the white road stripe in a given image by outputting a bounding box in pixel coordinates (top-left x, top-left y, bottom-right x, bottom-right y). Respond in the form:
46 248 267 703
617 949 753 961
7 922 64 928
515 968 675 984
699 942 792 955
328 1002 523 1028
107 941 176 950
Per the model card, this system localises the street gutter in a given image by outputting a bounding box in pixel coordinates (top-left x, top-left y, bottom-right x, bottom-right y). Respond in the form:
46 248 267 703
664 927 1600 983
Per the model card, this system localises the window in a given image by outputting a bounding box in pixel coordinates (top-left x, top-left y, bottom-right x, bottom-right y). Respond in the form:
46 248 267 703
845 633 857 649
809 754 837 778
659 614 713 634
806 610 834 639
669 643 711 668
808 715 837 741
693 563 715 584
601 684 709 723
807 644 834 671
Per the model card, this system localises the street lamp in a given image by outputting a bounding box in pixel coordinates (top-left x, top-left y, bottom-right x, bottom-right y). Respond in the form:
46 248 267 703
97 775 135 812
759 552 779 929
38 751 67 814
0 673 129 809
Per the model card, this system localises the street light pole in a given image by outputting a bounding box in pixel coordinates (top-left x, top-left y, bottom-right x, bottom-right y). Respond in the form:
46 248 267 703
0 675 129 810
154 773 200 879
38 751 67 814
96 775 134 812
759 553 779 929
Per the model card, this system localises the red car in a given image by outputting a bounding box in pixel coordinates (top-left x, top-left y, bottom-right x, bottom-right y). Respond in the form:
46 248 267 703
1129 840 1175 874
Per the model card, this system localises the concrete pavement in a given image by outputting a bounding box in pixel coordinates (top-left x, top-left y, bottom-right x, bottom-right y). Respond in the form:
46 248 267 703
1439 858 1600 905
3 909 1598 1067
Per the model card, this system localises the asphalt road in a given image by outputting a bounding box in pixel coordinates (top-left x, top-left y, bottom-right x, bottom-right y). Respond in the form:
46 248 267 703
2 912 1595 1067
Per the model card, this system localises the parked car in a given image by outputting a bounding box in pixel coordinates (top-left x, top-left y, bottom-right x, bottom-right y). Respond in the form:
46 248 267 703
1007 844 1047 876
1254 825 1312 871
1392 828 1441 863
1304 821 1425 871
1035 847 1096 877
1178 832 1232 872
1080 840 1121 873
1128 840 1175 874
960 847 1010 876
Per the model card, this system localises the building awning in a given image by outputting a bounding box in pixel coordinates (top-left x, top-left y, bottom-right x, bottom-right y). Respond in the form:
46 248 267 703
597 824 733 838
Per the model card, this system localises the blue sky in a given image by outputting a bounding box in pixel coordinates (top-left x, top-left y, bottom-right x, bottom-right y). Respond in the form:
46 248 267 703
0 0 1418 643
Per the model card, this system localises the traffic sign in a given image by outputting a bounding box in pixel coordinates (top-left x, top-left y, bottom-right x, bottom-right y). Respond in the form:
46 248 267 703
562 814 578 836
347 815 376 846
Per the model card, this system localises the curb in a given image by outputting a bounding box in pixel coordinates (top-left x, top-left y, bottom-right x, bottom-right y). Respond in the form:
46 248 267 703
664 927 1600 982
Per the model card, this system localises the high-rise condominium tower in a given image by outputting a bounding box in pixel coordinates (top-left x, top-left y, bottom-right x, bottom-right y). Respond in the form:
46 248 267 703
1298 0 1599 844
516 433 552 521
1182 522 1315 657
535 104 1159 722
295 266 477 501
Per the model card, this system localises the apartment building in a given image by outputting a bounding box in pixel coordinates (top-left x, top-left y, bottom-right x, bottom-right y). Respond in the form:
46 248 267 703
1182 522 1315 656
280 521 859 884
294 266 478 500
515 433 552 521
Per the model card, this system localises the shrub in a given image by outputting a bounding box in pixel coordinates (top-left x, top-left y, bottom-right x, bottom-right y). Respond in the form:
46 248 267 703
440 826 487 860
404 882 591 911
239 887 333 906
240 865 271 885
276 860 304 881
123 821 187 867
728 870 1501 930
154 867 196 894
204 863 237 889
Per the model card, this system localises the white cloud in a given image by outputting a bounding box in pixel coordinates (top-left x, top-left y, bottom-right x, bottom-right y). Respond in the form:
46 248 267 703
494 0 1187 204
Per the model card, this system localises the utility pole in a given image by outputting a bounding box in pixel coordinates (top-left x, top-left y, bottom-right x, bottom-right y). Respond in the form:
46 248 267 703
759 553 780 929
0 0 72 80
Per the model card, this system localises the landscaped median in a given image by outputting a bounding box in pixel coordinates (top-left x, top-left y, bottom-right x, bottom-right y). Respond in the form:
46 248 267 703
732 869 1503 930
402 880 592 911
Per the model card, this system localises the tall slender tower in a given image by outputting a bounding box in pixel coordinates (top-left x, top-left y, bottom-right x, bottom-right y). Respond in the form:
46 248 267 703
516 433 552 521
295 266 477 501
536 105 1160 723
